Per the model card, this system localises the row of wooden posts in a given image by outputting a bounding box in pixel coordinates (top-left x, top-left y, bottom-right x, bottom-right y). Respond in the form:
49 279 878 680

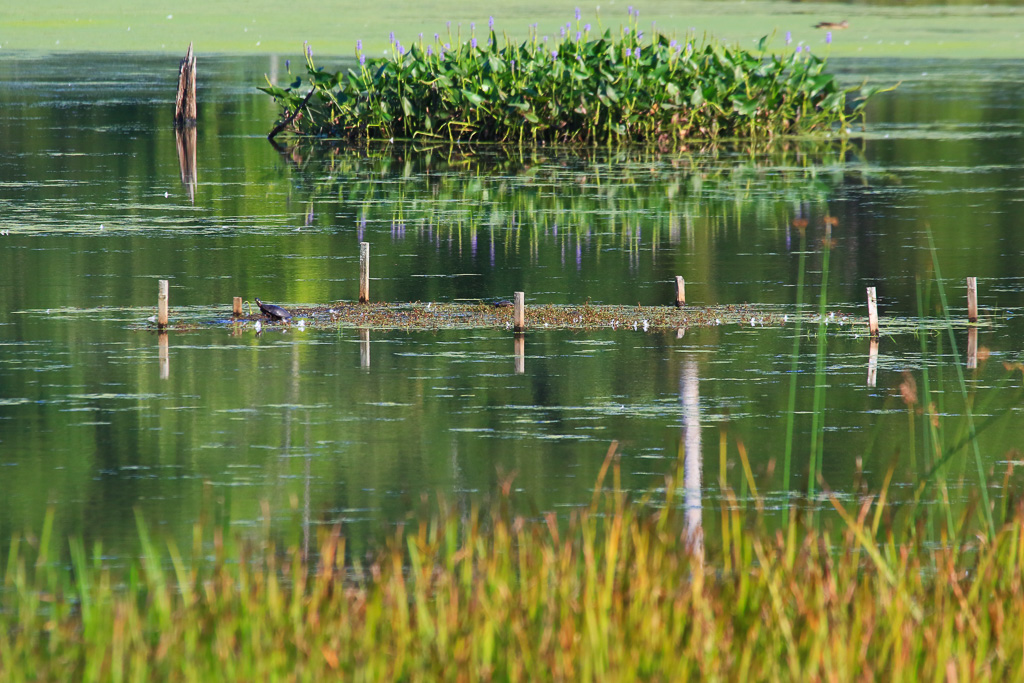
155 243 982 335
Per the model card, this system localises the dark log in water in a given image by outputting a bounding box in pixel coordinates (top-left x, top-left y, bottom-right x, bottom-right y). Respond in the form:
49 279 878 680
174 43 197 126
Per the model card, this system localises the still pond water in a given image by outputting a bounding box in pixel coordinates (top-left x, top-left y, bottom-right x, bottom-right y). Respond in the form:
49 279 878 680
1 53 1023 555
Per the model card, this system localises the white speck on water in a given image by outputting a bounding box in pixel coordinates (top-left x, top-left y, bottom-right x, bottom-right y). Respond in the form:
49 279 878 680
254 320 262 333
164 192 169 198
167 14 173 19
296 320 305 330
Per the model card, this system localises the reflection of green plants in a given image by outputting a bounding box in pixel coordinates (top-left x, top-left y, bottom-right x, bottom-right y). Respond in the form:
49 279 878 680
277 140 867 246
261 12 880 144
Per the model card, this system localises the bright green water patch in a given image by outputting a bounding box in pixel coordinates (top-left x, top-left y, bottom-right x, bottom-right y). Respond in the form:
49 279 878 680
0 0 1021 59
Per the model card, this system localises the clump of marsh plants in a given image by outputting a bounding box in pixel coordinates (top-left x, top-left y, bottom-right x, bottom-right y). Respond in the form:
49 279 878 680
262 10 883 145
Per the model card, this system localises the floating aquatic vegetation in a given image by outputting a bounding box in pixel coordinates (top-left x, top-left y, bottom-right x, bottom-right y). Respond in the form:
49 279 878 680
261 12 886 144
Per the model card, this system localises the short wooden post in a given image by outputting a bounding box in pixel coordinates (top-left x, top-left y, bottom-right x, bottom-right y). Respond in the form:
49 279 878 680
158 280 169 329
232 297 243 317
513 291 525 332
359 242 370 303
967 277 978 323
967 327 978 370
174 43 197 126
867 338 879 388
675 276 686 308
359 328 371 369
514 333 525 374
866 286 879 337
158 332 170 380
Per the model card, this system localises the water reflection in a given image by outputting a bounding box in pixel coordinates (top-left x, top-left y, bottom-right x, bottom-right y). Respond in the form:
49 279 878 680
158 332 170 380
174 126 197 204
681 357 703 559
1 54 1023 555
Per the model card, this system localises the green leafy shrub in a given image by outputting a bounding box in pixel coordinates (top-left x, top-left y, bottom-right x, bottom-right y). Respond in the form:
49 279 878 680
262 14 881 144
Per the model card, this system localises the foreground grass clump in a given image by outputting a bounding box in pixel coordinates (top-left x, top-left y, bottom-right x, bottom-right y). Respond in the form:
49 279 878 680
261 12 877 144
4 463 1024 680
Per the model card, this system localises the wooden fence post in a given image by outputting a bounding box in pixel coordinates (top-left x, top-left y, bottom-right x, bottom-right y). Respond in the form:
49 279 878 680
158 280 169 329
359 242 370 303
675 276 686 307
513 292 525 332
866 286 879 337
967 277 978 323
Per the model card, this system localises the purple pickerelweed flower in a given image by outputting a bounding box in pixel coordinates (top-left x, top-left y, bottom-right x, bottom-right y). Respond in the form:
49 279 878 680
444 42 451 50
471 22 475 31
575 7 581 20
472 37 478 49
785 30 792 45
795 45 803 54
560 26 566 37
360 54 366 65
576 31 582 41
356 39 362 51
427 45 433 56
489 16 494 30
551 49 558 60
584 23 591 32
434 33 439 41
397 42 405 56
307 45 313 58
623 47 630 59
389 31 395 43
628 5 633 15
634 46 640 59
285 59 290 70
826 31 832 44
624 26 630 34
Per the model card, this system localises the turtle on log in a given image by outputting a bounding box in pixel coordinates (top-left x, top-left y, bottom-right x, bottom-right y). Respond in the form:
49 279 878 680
254 298 292 322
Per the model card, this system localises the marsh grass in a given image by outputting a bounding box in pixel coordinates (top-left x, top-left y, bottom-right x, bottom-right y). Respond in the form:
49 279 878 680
261 13 884 144
3 443 1024 681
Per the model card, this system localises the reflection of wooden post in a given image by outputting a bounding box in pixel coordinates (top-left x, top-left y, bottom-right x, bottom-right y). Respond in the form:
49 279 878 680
158 280 169 329
866 287 879 337
514 333 525 374
359 242 370 303
158 332 170 380
359 328 370 369
513 292 525 332
174 43 197 125
232 297 243 317
967 277 978 323
174 125 197 204
967 327 978 370
681 358 703 561
867 338 879 388
675 276 685 307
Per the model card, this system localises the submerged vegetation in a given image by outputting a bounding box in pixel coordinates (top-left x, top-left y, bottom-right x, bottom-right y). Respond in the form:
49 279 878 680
261 11 883 144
